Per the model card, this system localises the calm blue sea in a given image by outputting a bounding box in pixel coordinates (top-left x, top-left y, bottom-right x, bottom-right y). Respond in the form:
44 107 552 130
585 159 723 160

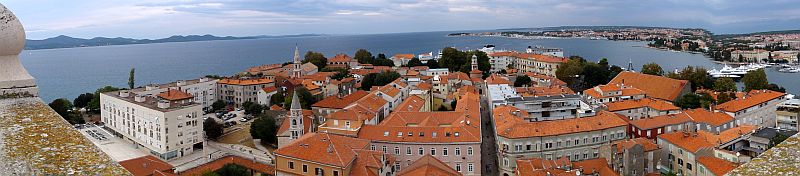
19 31 800 102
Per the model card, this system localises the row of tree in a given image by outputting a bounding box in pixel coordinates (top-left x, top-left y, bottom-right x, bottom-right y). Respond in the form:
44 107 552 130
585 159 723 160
555 57 624 91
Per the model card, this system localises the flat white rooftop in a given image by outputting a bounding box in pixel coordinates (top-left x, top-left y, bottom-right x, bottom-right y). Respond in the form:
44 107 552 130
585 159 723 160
78 124 148 162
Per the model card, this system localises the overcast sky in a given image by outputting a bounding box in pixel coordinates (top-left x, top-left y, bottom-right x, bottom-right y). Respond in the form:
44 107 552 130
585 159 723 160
5 0 800 39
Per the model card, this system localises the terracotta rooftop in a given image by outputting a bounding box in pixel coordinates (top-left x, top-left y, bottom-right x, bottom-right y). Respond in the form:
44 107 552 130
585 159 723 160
218 78 274 86
515 157 572 176
515 86 575 97
262 86 277 93
571 158 619 176
391 54 415 60
157 89 194 101
329 54 354 62
717 89 785 113
608 71 689 101
119 155 175 176
629 113 693 130
396 95 426 112
350 150 396 176
274 133 370 168
397 155 462 176
605 98 679 111
697 156 738 176
683 108 734 126
486 74 512 85
312 90 369 109
611 138 660 153
583 84 645 99
177 156 276 176
494 106 628 139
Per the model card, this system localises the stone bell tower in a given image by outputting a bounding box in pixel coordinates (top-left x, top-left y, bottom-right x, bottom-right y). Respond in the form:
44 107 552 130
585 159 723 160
0 4 38 96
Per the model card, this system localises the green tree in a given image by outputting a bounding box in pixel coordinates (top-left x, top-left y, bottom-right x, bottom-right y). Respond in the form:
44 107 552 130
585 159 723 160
698 92 716 109
672 66 713 91
211 100 226 112
87 86 121 112
203 118 224 140
330 68 351 80
425 59 440 69
73 93 94 109
283 87 317 109
49 98 84 124
215 164 251 176
742 69 769 91
555 58 585 90
767 83 787 93
640 62 664 76
405 58 424 67
581 62 611 89
674 94 702 109
713 78 737 92
354 49 374 64
250 114 278 145
242 101 264 116
270 93 285 107
717 92 736 104
514 75 532 87
359 71 401 91
128 68 135 89
303 51 327 68
770 132 791 148
598 58 609 67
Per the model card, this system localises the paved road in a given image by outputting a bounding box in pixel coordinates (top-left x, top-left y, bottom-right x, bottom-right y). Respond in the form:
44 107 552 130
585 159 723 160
480 84 500 176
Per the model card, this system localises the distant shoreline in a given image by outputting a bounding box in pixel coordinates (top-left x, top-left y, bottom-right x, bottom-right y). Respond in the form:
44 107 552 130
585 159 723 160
24 34 326 50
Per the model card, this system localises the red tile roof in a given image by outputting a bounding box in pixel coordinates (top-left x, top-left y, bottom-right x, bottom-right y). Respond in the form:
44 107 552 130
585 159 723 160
571 158 619 176
312 90 369 109
262 86 277 93
157 89 194 101
494 106 628 138
392 54 415 60
178 156 275 176
717 89 785 112
683 108 734 126
611 138 660 153
515 86 575 97
274 133 370 168
605 98 679 111
329 54 353 62
658 131 718 153
697 156 738 176
396 95 426 112
350 150 396 176
609 71 689 101
397 155 461 176
119 155 175 176
486 74 512 85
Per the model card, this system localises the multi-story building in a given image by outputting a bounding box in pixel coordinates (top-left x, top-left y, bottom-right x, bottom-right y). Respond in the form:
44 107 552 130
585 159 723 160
656 126 756 176
391 54 414 67
101 89 203 160
776 98 800 131
274 133 396 176
504 93 595 121
607 71 691 102
598 138 661 176
136 78 218 111
488 51 568 76
605 98 680 120
493 105 628 176
356 92 483 176
695 156 739 176
216 78 275 107
311 90 369 118
717 90 786 128
583 83 646 104
327 54 358 69
731 50 770 62
746 127 798 156
526 45 564 57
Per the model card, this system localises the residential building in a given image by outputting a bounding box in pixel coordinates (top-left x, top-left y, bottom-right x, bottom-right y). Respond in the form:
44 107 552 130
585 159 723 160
217 78 275 107
731 50 770 62
327 54 358 69
746 127 797 156
656 126 757 176
311 90 369 118
136 78 218 111
717 90 786 128
274 133 395 176
598 138 661 176
488 51 568 76
101 89 203 160
422 68 450 76
607 71 691 102
397 155 462 176
583 83 646 104
256 86 278 106
391 54 414 67
526 46 564 57
695 156 739 176
504 93 595 121
605 98 680 120
493 105 628 176
628 113 694 140
776 98 800 131
357 91 483 176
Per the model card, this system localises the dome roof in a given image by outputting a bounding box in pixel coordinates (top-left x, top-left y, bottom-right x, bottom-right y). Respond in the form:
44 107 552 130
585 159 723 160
0 3 25 56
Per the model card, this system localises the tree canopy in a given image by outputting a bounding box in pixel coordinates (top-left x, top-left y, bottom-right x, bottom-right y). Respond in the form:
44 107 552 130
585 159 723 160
73 93 94 109
360 71 401 91
713 77 737 92
555 56 623 91
211 100 226 112
128 68 135 89
250 114 278 145
514 75 532 87
742 69 769 91
641 62 664 76
242 101 264 116
667 66 713 91
49 98 84 125
354 49 394 66
303 51 327 68
425 59 440 69
674 93 702 109
283 87 317 109
404 58 424 67
203 118 223 140
438 47 490 74
87 86 121 113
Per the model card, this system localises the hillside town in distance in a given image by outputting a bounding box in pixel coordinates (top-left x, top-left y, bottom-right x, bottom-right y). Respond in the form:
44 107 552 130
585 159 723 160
81 39 800 176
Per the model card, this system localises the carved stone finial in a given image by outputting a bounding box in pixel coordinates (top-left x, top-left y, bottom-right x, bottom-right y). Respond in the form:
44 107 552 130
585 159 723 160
0 3 38 97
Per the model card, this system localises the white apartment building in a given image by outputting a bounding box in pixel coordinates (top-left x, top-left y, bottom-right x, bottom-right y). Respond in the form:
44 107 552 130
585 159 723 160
717 90 786 128
136 77 217 111
777 98 800 131
101 89 203 160
217 78 275 107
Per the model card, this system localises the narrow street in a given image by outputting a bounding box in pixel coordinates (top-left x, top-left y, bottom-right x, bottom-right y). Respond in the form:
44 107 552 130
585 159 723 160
480 84 499 176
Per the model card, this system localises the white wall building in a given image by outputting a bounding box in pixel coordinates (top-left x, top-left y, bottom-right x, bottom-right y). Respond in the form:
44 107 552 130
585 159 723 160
101 89 203 160
136 78 217 111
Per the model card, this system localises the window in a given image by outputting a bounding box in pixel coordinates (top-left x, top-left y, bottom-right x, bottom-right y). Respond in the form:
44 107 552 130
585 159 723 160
443 148 449 156
468 147 474 156
526 144 531 150
382 146 387 153
456 163 462 172
333 170 339 176
418 147 424 155
395 163 401 171
431 148 436 156
687 163 693 170
303 164 308 173
289 161 294 169
503 158 509 166
468 163 474 172
455 147 461 156
371 145 376 151
395 147 400 155
406 147 412 155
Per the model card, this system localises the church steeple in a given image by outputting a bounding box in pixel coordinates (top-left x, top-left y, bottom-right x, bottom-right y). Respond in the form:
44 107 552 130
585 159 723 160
288 91 304 139
469 54 482 79
292 45 303 78
471 54 478 71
